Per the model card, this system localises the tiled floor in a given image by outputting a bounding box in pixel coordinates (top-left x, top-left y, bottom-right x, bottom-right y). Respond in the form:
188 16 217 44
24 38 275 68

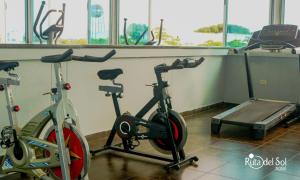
86 107 300 180
5 106 300 180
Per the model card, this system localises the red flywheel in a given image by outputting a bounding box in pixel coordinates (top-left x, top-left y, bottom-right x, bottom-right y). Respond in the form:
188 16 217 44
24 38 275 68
45 126 88 180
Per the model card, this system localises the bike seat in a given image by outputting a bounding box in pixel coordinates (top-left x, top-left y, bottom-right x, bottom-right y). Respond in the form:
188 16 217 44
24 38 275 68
0 61 19 71
97 69 123 80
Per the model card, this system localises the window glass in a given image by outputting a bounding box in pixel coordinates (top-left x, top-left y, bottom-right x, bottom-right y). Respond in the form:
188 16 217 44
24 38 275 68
152 0 224 46
88 0 110 44
285 0 300 26
0 0 25 44
119 0 149 45
33 0 88 45
33 0 109 45
227 0 269 48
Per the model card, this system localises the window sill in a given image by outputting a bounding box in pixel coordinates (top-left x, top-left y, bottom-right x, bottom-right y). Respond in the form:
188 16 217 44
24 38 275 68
0 44 230 49
0 44 229 61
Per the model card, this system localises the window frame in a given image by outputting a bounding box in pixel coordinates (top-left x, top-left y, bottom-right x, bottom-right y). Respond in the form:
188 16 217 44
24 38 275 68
4 0 284 48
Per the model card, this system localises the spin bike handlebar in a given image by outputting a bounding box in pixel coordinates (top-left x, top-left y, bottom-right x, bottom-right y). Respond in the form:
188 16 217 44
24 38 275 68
155 57 205 73
41 49 116 63
180 57 205 68
72 50 116 62
41 49 73 63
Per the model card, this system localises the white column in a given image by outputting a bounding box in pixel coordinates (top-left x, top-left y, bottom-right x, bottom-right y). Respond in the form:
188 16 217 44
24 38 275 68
270 0 285 24
109 0 119 45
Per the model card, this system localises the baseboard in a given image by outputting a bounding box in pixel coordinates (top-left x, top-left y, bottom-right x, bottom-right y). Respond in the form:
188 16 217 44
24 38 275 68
86 102 234 140
180 102 230 117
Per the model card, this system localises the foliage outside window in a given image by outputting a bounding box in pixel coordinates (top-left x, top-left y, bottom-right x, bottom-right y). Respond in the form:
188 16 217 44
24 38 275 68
226 0 269 48
152 0 224 47
0 0 25 44
119 0 150 45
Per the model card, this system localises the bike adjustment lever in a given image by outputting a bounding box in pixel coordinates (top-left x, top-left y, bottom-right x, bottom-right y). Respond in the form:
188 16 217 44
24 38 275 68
145 83 157 87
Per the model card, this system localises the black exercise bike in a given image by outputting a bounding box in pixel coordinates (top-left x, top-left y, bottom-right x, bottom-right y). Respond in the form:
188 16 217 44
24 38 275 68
90 57 204 170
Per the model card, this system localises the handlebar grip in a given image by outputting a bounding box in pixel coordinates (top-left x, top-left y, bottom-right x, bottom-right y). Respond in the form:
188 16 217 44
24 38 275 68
172 59 181 66
41 49 73 63
197 57 205 65
73 49 116 62
175 65 184 69
82 49 116 62
180 57 204 68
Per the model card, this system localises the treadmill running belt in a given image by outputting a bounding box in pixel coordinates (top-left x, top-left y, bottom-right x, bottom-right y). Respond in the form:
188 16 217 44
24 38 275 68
223 100 289 124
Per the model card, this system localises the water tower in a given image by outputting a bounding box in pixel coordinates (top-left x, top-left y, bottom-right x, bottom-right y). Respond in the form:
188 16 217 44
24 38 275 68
88 0 106 44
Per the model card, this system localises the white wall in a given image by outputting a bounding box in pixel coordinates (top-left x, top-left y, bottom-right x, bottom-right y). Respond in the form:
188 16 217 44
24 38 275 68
223 54 300 104
0 48 226 136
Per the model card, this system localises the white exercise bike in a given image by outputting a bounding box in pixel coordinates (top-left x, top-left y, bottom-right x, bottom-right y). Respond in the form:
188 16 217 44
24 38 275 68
0 49 116 180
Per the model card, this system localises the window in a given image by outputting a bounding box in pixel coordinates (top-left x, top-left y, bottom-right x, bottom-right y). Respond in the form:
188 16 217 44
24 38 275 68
33 0 109 45
285 0 300 27
152 0 224 46
226 0 269 48
33 0 88 45
119 0 149 45
0 0 25 44
88 0 110 45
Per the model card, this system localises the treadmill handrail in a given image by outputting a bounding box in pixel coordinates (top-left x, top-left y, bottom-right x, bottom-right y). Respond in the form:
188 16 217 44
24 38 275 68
234 40 297 54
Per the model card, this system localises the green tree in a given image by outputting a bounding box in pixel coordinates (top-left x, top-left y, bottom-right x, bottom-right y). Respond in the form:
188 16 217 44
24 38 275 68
119 23 149 45
89 38 108 45
199 40 223 47
227 39 248 47
195 24 251 35
58 38 88 45
195 24 223 34
153 27 181 46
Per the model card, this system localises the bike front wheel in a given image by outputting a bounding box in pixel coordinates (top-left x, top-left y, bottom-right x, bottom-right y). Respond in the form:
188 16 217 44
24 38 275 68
44 123 90 180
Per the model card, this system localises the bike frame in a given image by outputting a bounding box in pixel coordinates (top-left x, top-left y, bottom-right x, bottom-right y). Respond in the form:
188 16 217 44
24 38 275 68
90 69 198 169
105 72 172 144
0 61 88 180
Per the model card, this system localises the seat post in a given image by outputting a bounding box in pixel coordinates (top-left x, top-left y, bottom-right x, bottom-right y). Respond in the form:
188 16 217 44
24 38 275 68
99 79 123 117
0 77 20 131
112 93 122 117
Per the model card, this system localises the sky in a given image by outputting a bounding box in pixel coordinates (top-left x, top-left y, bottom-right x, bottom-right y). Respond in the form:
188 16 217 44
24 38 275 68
0 0 25 43
285 0 300 25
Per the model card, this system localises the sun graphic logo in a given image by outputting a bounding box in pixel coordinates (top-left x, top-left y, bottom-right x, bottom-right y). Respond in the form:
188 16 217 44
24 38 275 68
245 153 264 169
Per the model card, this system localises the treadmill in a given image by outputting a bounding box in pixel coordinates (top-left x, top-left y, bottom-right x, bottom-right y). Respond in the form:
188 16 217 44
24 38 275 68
211 24 300 139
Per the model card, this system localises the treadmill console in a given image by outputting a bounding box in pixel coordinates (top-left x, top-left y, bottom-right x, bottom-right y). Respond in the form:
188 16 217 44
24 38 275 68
259 24 298 42
248 24 300 50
